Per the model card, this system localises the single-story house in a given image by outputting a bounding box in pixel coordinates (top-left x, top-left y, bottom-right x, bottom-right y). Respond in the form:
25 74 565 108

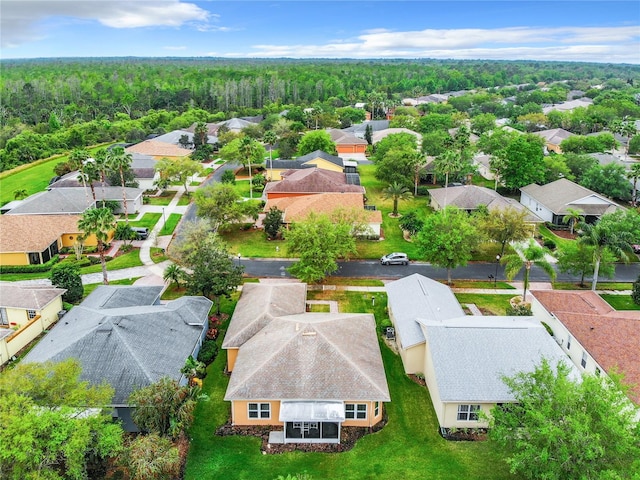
24 285 212 431
473 153 493 180
531 128 575 154
266 150 346 181
342 120 390 139
222 282 390 444
4 187 143 216
264 168 365 200
520 178 624 225
185 117 261 136
0 284 66 366
416 94 449 104
264 192 382 237
448 127 480 144
0 214 105 266
542 98 593 115
429 185 543 223
125 140 192 160
151 129 218 147
327 129 368 155
531 290 640 405
371 128 422 145
386 274 577 429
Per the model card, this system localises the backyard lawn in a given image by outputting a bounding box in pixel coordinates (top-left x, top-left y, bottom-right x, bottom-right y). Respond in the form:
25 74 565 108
600 294 640 310
184 292 514 480
127 213 162 230
454 293 516 316
145 191 176 206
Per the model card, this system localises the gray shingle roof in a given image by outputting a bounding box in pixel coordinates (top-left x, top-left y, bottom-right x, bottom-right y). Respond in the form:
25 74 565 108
386 274 465 348
152 129 217 145
342 120 390 138
24 285 212 404
531 128 574 145
419 316 578 402
0 284 66 310
224 312 390 402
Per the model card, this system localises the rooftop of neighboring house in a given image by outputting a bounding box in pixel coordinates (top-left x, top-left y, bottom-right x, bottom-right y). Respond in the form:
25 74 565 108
327 128 368 145
520 178 623 216
530 128 575 145
342 120 390 137
0 214 83 253
264 168 365 195
264 192 382 224
419 315 579 402
532 290 640 404
125 140 192 157
269 150 344 170
5 187 143 215
0 284 66 311
24 285 212 405
542 98 593 114
371 128 422 144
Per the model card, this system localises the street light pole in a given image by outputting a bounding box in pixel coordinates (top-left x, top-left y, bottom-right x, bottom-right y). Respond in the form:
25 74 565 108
494 254 501 288
162 207 166 234
237 253 241 268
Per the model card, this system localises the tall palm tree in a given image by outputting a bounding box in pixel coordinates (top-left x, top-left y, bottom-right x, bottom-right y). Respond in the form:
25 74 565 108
263 130 277 181
92 149 109 206
77 159 99 203
70 148 92 202
382 182 412 216
578 221 633 291
502 238 556 302
562 208 584 235
434 150 463 211
106 146 133 225
626 163 640 207
78 207 116 285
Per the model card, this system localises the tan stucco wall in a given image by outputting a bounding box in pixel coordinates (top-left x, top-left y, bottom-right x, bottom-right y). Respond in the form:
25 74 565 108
342 400 384 427
398 343 425 375
0 252 29 266
226 348 239 372
308 158 343 173
231 400 283 426
61 233 99 248
441 402 494 429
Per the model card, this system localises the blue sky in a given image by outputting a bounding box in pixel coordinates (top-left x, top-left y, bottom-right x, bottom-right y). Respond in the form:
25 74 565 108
2 1 639 63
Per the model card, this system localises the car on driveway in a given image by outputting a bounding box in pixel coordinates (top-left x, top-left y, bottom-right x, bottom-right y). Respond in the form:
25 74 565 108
380 252 409 265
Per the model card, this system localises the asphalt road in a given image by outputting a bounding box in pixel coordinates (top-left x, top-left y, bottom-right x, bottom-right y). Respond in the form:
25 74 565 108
241 258 640 283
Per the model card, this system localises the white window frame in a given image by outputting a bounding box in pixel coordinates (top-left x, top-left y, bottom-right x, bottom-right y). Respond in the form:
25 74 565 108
248 402 270 419
345 403 367 420
457 404 481 421
374 401 380 417
581 351 587 368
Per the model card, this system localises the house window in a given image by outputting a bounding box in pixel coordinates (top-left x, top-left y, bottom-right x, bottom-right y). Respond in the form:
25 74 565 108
581 351 587 368
248 402 270 419
374 401 380 417
27 310 37 320
457 404 481 421
345 403 367 420
566 334 572 350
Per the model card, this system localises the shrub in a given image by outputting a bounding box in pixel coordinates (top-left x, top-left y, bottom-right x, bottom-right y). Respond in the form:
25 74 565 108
506 304 532 316
399 211 424 236
88 256 101 265
50 262 83 303
0 255 59 274
416 185 430 196
632 275 640 305
543 239 556 250
197 339 219 365
220 169 236 184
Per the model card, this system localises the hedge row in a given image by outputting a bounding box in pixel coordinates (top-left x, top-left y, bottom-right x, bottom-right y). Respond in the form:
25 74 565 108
0 255 59 274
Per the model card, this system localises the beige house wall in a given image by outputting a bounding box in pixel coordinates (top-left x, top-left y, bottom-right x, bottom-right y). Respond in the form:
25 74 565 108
308 158 343 173
0 252 29 266
441 402 495 429
389 307 425 374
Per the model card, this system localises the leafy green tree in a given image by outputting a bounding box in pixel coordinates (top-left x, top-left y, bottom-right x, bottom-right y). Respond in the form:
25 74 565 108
194 183 257 233
563 153 597 183
364 123 373 145
297 130 337 156
626 162 640 206
382 182 412 216
78 207 116 285
497 135 545 190
562 207 584 235
286 212 357 283
632 274 640 305
264 206 284 240
581 163 631 201
416 207 479 285
628 135 640 155
0 359 122 480
50 262 83 303
239 136 266 199
578 219 634 290
542 155 573 184
490 359 640 480
470 113 496 135
155 157 202 196
501 238 556 301
477 207 530 256
163 263 185 289
119 433 180 480
375 147 419 188
556 242 615 288
420 130 448 157
171 221 243 313
220 169 236 184
129 377 199 439
398 211 424 237
372 132 418 162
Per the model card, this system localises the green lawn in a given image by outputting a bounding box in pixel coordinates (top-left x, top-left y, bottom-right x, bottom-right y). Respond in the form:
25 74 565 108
537 225 574 250
150 247 169 264
145 191 176 206
177 194 192 206
554 282 632 291
600 294 640 310
322 277 385 287
184 291 513 480
127 213 162 230
450 280 515 289
80 249 143 274
454 293 516 316
160 213 182 235
231 179 264 199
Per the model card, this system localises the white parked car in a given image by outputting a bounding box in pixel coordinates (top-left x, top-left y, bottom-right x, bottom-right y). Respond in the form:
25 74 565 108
380 252 409 266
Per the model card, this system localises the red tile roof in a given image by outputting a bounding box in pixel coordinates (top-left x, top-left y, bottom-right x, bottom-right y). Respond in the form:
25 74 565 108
532 290 640 404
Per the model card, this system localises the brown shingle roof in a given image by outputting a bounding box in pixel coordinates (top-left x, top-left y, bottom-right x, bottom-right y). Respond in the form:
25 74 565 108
327 129 368 145
0 215 82 252
532 290 640 404
0 284 66 310
264 168 365 195
265 193 382 224
125 140 191 157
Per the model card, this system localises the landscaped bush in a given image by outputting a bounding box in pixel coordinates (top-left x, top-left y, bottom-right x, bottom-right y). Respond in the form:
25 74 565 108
0 255 59 273
416 185 431 196
506 304 532 316
88 256 101 265
197 339 219 365
221 169 236 184
60 256 92 268
632 275 640 305
543 239 556 250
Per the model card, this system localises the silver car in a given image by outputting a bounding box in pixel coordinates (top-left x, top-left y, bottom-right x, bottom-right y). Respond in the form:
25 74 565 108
380 252 409 265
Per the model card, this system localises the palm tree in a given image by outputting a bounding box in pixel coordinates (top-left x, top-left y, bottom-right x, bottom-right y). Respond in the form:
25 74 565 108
13 189 28 200
106 146 133 224
626 163 640 207
78 207 116 285
92 149 109 205
70 148 92 202
502 238 556 302
382 182 412 217
77 159 99 203
163 263 185 289
263 130 277 181
434 150 463 211
562 208 584 235
409 151 426 196
578 221 633 291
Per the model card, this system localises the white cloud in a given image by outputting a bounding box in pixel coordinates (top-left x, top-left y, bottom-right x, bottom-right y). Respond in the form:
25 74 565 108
1 0 211 48
248 25 640 63
163 45 187 51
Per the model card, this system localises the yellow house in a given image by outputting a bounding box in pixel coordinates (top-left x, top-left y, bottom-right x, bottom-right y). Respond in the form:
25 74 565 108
223 283 390 444
0 284 65 366
266 150 346 181
386 274 576 431
0 215 106 266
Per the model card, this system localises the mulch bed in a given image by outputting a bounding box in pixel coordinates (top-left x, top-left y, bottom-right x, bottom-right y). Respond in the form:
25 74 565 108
441 428 488 441
408 373 426 387
216 413 388 454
